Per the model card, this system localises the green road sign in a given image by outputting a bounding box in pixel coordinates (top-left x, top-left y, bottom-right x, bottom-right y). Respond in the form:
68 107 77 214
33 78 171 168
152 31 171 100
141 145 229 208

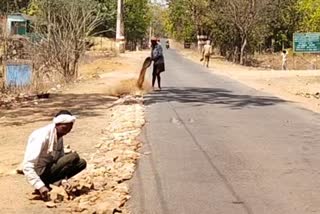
293 33 320 53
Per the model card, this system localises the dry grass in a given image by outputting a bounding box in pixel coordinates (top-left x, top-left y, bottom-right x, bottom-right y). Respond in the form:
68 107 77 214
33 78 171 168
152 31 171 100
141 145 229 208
79 58 120 76
79 53 138 78
105 78 152 97
89 37 116 51
256 53 320 70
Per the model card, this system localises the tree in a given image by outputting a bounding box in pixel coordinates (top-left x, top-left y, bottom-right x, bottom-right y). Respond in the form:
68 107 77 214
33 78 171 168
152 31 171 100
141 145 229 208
298 0 320 32
32 0 102 81
165 0 197 41
150 4 167 38
124 0 151 49
24 0 40 16
0 0 30 15
94 0 117 37
209 0 270 64
263 0 301 51
165 0 302 64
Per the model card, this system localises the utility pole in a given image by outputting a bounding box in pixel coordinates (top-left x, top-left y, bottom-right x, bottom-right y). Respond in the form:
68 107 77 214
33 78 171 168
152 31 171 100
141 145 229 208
116 0 125 53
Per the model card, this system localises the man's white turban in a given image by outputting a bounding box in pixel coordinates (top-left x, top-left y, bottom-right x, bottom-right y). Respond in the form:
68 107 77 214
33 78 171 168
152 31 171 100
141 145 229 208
53 114 76 124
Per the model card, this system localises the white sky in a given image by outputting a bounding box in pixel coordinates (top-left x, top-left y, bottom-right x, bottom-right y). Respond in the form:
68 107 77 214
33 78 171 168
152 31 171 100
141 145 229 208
150 0 167 6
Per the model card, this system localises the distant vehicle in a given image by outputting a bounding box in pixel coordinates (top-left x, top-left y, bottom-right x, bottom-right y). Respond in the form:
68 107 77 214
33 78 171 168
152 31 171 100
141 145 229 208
184 39 191 49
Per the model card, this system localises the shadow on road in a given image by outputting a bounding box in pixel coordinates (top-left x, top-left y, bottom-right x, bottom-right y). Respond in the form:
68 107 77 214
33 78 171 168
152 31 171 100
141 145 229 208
144 87 288 109
0 93 117 127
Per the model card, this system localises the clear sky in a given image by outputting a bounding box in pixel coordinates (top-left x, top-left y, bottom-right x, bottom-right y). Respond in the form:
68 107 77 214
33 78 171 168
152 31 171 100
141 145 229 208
151 0 168 6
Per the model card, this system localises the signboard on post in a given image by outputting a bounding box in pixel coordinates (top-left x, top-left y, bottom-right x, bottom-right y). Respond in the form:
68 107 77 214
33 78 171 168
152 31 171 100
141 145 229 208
293 33 320 53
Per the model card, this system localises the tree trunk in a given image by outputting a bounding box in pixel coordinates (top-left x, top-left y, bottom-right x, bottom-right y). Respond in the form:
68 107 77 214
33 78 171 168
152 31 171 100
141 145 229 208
233 46 238 63
240 37 247 65
72 56 79 79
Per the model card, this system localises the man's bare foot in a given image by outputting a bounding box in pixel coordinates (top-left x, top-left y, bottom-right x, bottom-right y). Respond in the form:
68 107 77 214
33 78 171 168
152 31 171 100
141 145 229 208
61 179 73 192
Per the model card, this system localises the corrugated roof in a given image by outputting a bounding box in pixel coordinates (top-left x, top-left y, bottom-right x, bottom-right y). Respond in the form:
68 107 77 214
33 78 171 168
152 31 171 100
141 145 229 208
8 13 35 21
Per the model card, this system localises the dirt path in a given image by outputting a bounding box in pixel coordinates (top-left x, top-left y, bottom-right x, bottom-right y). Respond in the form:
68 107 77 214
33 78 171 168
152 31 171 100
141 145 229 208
0 50 150 213
171 41 320 113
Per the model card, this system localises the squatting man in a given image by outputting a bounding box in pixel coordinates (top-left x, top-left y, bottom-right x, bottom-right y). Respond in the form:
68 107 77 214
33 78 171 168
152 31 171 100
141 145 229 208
22 110 86 201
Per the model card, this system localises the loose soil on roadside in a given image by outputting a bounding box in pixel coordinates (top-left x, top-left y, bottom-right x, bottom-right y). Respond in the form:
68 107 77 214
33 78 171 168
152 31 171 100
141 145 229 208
0 50 150 213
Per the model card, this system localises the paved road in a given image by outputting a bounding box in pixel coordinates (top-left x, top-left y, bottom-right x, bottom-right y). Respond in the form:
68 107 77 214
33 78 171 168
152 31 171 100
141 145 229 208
129 47 320 214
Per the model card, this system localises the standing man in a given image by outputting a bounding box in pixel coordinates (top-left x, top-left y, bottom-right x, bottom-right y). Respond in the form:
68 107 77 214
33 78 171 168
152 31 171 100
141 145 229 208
202 40 212 68
151 37 165 90
166 40 170 49
281 50 288 70
23 110 86 201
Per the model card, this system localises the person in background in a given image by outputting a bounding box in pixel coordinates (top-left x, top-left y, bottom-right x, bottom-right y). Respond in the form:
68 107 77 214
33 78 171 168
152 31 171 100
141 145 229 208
202 40 212 68
166 40 170 49
23 110 86 201
282 50 288 70
151 37 165 90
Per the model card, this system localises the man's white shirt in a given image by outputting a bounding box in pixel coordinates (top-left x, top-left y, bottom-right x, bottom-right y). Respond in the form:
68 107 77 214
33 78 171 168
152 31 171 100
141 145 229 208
23 124 64 189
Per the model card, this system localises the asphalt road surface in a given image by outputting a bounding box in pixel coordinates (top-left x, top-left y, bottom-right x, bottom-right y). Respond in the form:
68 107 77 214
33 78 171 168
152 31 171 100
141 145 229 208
129 47 320 214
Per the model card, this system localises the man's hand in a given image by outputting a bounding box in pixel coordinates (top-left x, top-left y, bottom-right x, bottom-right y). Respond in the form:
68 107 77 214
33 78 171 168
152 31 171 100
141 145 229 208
39 186 50 201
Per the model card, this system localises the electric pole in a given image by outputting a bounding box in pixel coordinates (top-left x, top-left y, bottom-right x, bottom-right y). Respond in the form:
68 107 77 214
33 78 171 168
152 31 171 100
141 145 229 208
116 0 125 53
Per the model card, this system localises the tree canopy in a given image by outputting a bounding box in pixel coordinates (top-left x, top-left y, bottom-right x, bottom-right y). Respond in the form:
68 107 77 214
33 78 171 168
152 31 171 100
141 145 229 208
0 0 30 14
164 0 312 64
298 0 320 32
4 0 319 65
124 0 151 43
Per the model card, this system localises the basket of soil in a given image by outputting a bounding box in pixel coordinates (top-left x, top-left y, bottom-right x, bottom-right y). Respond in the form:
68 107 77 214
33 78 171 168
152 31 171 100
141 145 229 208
137 57 152 89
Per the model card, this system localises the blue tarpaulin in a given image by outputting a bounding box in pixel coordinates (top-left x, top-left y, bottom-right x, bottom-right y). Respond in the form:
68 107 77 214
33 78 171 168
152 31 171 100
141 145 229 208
5 64 32 86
